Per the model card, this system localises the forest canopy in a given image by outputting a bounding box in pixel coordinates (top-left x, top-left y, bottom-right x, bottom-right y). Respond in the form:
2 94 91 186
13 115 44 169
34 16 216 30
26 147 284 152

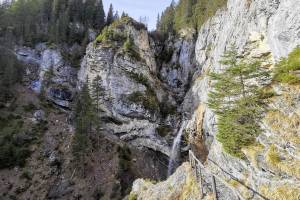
157 0 227 35
0 0 107 46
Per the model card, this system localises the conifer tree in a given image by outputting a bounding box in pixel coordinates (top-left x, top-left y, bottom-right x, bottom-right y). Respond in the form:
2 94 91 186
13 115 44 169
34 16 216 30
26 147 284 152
0 47 22 102
93 0 105 29
273 47 300 84
157 2 175 35
106 4 114 26
121 11 128 18
73 81 95 160
114 11 120 21
91 75 104 134
156 14 160 30
208 49 271 158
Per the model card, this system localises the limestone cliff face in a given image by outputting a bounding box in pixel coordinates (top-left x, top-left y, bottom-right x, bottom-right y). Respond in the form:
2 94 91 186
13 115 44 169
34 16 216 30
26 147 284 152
16 44 78 108
78 19 197 156
183 0 300 199
157 29 197 100
132 0 300 199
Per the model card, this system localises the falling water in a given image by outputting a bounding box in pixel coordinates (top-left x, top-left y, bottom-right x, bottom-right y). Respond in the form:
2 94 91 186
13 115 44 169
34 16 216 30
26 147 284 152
167 121 187 176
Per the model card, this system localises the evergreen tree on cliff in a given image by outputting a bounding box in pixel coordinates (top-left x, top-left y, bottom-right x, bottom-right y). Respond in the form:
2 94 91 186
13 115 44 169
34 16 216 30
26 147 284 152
91 75 105 134
97 0 106 28
208 49 271 158
157 1 175 35
73 81 95 161
106 3 114 26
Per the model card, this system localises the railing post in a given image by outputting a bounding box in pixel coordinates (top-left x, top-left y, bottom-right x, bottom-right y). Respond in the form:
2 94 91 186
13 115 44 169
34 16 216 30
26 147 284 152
198 163 204 198
211 175 218 200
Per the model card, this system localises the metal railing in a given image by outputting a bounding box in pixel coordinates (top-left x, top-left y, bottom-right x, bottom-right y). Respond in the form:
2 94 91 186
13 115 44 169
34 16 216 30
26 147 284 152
189 150 241 200
189 150 270 200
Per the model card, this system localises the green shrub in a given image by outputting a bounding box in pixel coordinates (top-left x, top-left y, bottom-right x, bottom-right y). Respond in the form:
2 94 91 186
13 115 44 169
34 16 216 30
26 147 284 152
95 26 127 45
160 47 174 63
23 102 37 112
123 36 133 51
127 90 159 114
123 36 141 61
117 146 131 175
273 47 300 84
156 125 172 137
128 193 137 200
20 170 33 180
95 27 114 44
127 72 150 87
0 114 46 168
159 102 177 118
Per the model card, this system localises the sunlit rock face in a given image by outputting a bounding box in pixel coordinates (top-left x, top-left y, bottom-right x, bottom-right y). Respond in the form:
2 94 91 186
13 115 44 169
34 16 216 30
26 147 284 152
182 0 300 199
130 162 201 200
78 19 186 157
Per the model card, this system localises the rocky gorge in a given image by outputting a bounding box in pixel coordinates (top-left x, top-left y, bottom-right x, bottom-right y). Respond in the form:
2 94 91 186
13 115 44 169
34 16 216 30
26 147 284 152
131 0 300 199
0 0 300 199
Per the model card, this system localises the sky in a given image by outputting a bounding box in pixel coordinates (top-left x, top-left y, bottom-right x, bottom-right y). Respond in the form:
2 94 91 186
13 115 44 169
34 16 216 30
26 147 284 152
103 0 174 30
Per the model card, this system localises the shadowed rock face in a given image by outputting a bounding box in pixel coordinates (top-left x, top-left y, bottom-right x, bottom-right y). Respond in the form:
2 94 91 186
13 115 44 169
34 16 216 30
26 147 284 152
16 43 78 108
47 87 73 108
49 88 72 101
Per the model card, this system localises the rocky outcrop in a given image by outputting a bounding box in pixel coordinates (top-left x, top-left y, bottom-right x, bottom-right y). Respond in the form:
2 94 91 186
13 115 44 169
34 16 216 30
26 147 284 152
78 19 184 156
130 162 201 200
16 43 78 108
156 28 197 99
181 0 300 199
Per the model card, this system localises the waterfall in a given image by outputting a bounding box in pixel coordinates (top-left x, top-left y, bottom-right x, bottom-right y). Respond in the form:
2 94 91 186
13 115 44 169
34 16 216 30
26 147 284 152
167 121 187 176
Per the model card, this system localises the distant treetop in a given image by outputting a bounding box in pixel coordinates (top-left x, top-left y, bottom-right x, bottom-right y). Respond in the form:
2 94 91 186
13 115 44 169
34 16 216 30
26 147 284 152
157 0 227 35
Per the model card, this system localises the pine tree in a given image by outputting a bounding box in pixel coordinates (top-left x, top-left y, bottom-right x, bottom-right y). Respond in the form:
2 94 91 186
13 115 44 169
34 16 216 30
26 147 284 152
0 47 23 102
273 47 300 84
106 3 114 26
91 75 104 134
156 14 160 30
114 11 119 21
121 11 128 18
208 49 271 158
73 81 95 161
93 0 105 29
157 2 175 35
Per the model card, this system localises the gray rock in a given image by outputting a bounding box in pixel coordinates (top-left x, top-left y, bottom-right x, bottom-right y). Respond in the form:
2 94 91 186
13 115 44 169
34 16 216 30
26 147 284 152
34 110 45 121
78 22 177 156
15 44 77 108
181 0 300 199
47 180 73 199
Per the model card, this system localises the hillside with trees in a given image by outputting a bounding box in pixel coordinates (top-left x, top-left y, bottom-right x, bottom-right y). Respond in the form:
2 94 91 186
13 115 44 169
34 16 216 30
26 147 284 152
0 0 106 46
157 0 227 35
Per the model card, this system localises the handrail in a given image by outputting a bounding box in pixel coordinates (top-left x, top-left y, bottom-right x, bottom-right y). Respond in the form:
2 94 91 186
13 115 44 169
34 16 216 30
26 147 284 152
188 150 269 200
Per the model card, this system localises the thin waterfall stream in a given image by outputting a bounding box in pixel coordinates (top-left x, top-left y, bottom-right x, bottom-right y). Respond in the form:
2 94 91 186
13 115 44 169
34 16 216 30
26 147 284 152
167 121 187 176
